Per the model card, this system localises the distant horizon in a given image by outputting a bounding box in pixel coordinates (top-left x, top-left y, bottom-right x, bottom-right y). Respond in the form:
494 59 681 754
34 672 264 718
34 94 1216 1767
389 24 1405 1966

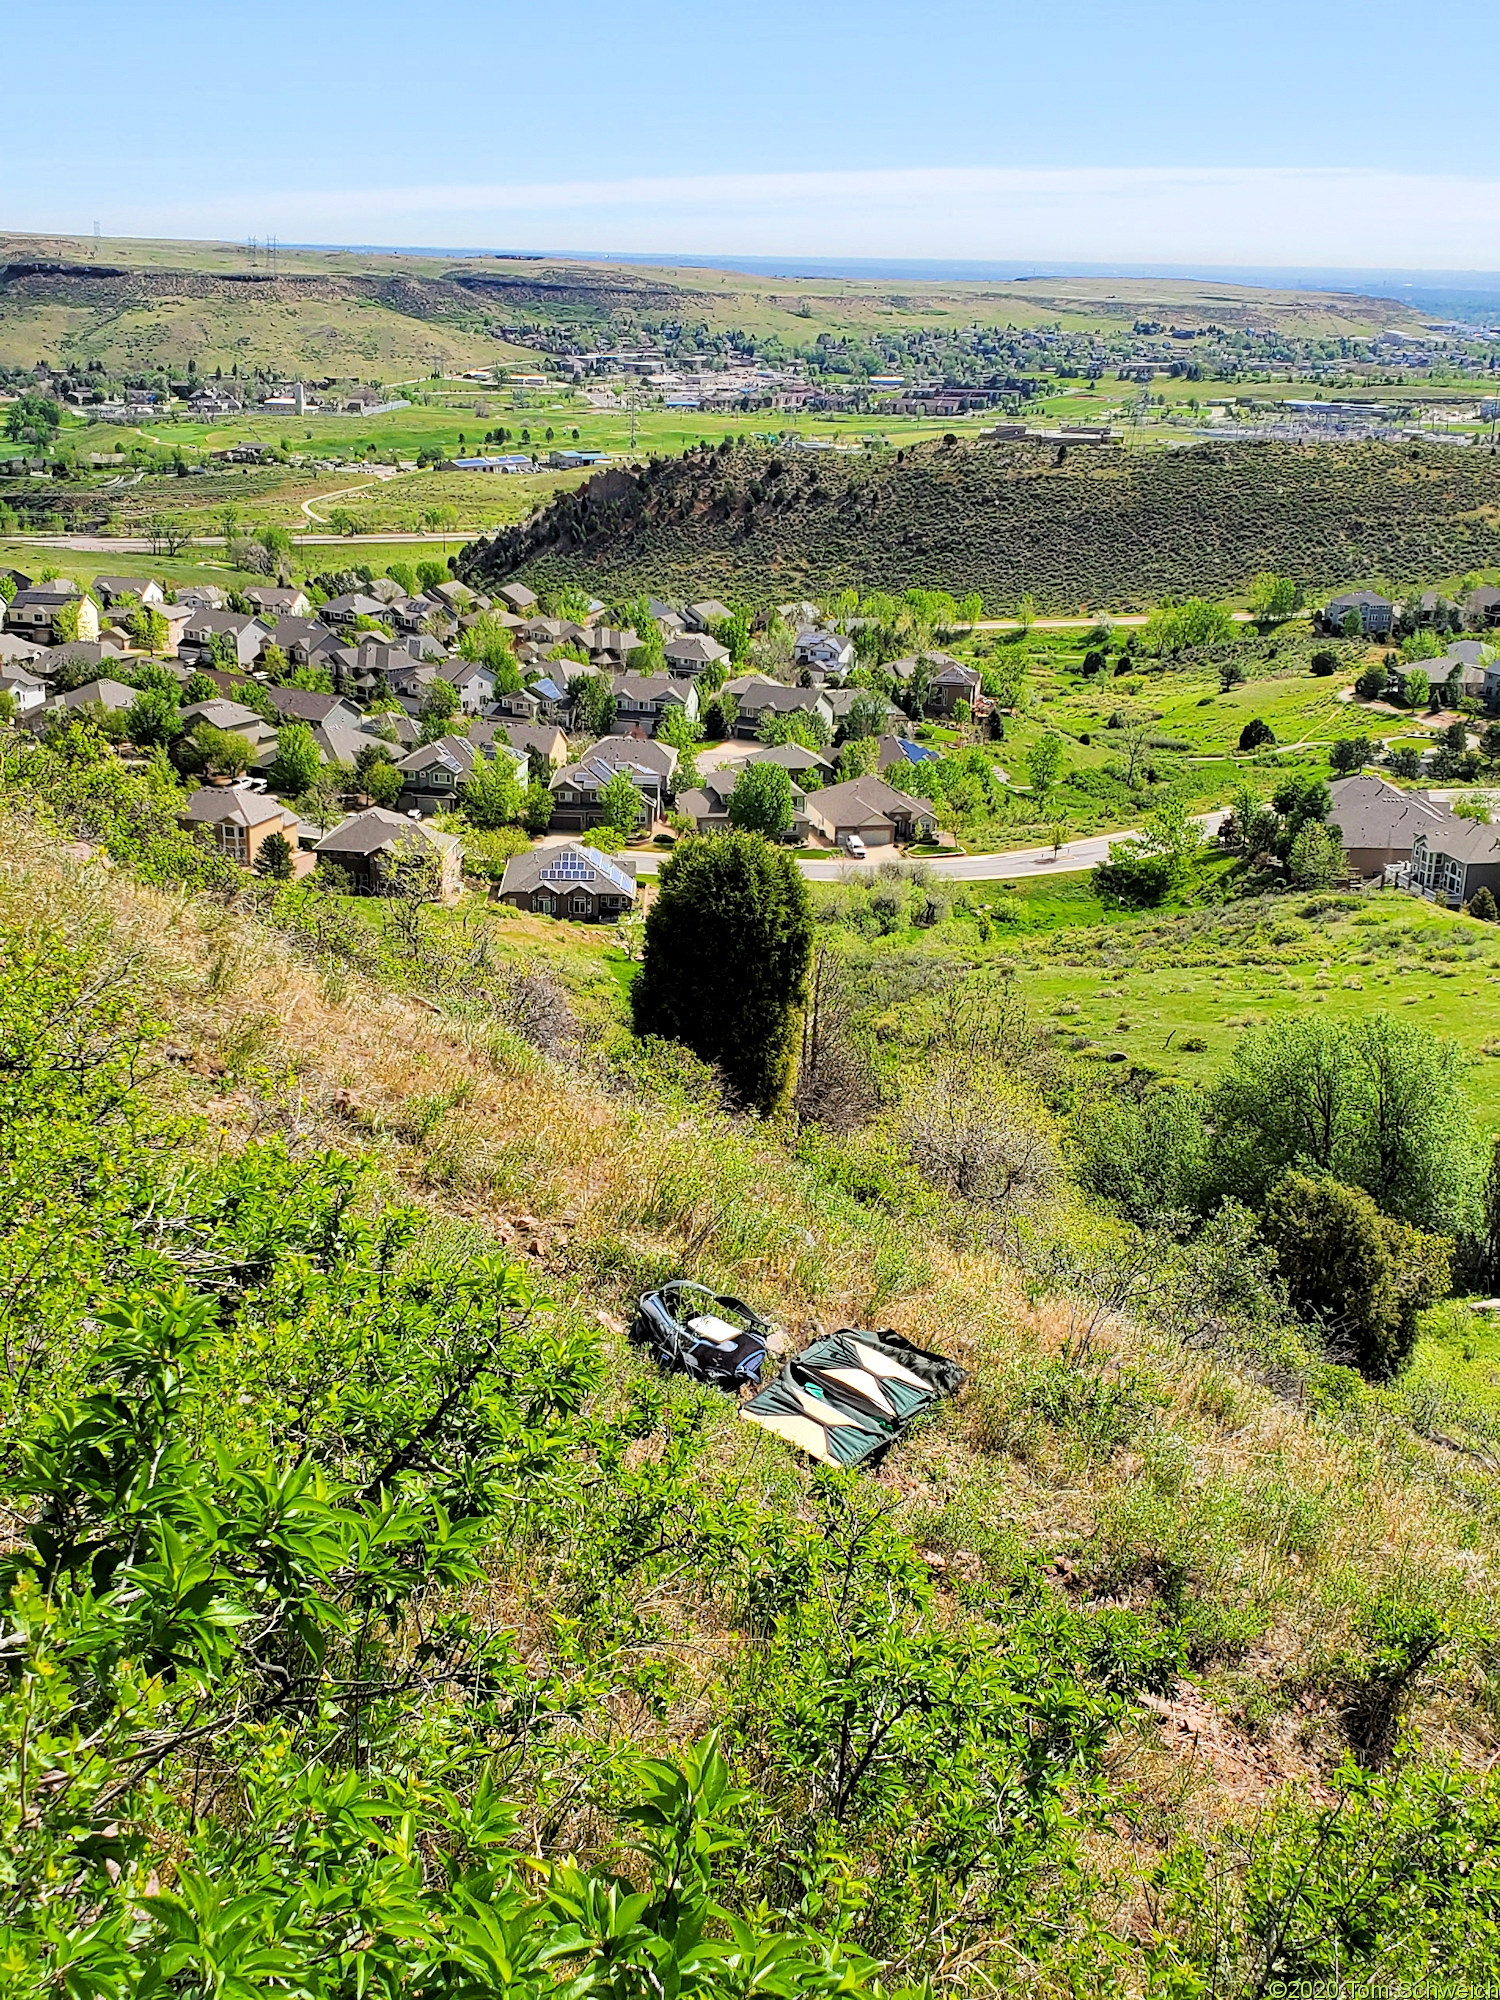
281 246 1500 321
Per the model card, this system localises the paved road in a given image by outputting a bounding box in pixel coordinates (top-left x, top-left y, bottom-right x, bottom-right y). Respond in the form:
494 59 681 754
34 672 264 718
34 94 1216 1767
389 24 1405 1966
627 810 1228 880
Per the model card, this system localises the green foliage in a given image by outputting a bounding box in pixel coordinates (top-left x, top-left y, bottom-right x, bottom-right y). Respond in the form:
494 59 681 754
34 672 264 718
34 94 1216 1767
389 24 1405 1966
1027 731 1065 793
177 722 253 782
1288 819 1345 888
1239 717 1276 751
4 392 62 446
632 832 813 1113
571 673 618 739
1094 800 1203 907
266 720 322 799
1261 1168 1451 1376
467 442 1500 614
253 829 295 879
727 760 795 837
1141 597 1236 655
1330 734 1372 775
1401 627 1447 663
1403 668 1431 710
460 748 525 830
758 707 831 752
1206 1013 1481 1232
128 603 169 653
1248 571 1299 622
840 690 889 743
835 736 879 782
420 675 461 727
523 779 554 834
598 766 644 834
655 703 705 790
123 683 183 749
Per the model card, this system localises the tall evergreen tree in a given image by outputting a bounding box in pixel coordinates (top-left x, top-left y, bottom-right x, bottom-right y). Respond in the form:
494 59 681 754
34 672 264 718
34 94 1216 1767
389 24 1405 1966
632 833 813 1114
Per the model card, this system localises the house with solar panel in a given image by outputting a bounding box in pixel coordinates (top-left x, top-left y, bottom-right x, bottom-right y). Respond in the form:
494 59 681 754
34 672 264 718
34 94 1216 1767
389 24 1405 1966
497 844 639 921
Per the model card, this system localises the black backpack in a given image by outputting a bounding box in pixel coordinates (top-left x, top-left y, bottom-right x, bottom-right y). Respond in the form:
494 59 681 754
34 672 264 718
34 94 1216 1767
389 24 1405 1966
631 1280 774 1391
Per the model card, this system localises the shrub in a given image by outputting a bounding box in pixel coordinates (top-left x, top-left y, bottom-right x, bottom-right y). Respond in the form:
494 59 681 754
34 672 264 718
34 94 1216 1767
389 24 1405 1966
1260 1168 1449 1377
1469 887 1499 921
1238 717 1276 751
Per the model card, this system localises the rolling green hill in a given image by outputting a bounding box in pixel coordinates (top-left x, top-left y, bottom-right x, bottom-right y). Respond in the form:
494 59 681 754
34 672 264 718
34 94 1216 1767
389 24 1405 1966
459 435 1500 610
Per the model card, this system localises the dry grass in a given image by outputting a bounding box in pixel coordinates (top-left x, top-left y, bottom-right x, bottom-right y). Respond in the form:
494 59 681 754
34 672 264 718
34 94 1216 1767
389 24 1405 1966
5 815 1498 1817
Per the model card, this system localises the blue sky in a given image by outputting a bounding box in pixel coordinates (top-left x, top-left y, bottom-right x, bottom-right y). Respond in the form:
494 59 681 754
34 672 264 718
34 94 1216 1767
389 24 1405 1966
11 0 1499 266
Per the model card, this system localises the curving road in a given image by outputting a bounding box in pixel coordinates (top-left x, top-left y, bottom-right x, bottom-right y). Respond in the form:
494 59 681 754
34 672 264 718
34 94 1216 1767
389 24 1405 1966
628 810 1229 880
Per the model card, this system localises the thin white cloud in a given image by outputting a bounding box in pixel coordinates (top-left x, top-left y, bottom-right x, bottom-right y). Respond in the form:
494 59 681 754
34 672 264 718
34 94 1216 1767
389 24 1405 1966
93 166 1500 267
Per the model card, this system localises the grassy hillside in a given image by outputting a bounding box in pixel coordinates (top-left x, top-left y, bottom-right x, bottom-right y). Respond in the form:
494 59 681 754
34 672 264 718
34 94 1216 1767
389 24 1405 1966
0 232 1419 378
459 436 1500 611
6 721 1500 1990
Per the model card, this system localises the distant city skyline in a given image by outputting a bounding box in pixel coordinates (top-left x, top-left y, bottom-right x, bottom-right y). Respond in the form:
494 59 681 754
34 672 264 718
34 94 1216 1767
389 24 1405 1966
11 0 1499 267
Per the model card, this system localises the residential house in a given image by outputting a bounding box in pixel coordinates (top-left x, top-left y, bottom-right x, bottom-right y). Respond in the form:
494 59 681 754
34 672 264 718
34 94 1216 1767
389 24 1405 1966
158 604 194 654
436 660 496 714
389 594 442 634
791 628 855 679
313 808 464 900
823 686 901 736
875 734 943 775
683 599 732 633
0 632 47 670
534 675 585 725
263 617 335 667
92 575 165 609
313 719 382 771
1464 584 1500 627
321 592 391 627
0 666 47 715
549 740 676 832
1327 773 1451 878
264 688 363 728
776 600 821 630
1409 815 1500 907
394 734 527 816
490 720 569 770
498 844 638 920
6 583 100 645
178 786 310 873
180 610 267 669
491 686 543 725
41 641 127 682
496 583 538 614
928 660 985 717
664 632 730 679
746 741 833 785
179 698 278 764
803 775 938 850
175 585 227 612
430 582 478 616
676 767 813 838
1323 590 1394 638
50 678 138 717
609 673 699 736
647 599 686 637
583 625 641 667
245 585 312 619
730 681 834 741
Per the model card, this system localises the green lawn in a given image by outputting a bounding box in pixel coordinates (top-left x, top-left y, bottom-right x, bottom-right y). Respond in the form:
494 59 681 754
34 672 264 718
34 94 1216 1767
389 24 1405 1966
1011 892 1500 1127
